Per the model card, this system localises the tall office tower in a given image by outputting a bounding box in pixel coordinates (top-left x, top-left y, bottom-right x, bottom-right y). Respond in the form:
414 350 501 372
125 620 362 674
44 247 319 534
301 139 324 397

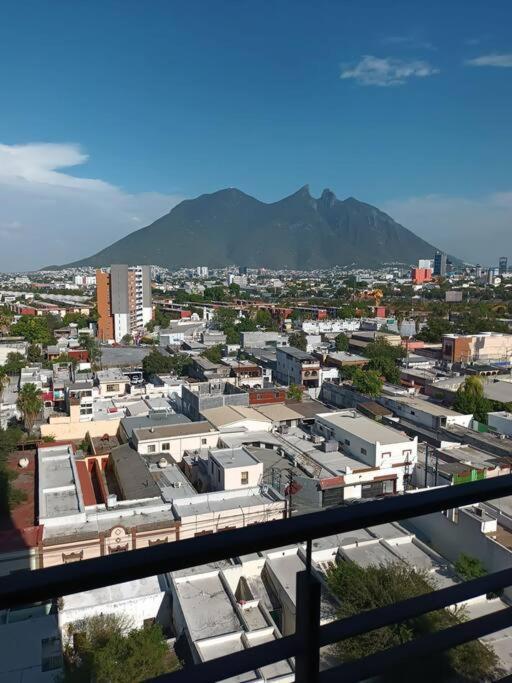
475 264 482 278
238 266 248 275
96 265 152 342
433 251 447 277
418 259 432 270
499 257 508 275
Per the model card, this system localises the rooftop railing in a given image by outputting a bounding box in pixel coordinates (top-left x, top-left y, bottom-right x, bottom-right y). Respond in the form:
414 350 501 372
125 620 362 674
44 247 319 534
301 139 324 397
2 475 512 682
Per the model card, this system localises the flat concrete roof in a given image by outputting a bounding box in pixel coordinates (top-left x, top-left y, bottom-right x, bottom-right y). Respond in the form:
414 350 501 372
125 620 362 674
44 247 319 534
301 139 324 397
211 447 260 470
341 541 398 568
122 412 191 440
254 404 303 422
62 575 162 611
174 573 243 640
388 396 470 418
134 420 214 441
201 405 270 429
172 486 282 518
317 410 412 445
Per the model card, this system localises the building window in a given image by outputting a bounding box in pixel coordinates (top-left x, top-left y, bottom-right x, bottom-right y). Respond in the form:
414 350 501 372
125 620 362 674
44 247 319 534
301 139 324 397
147 444 156 453
241 471 249 485
41 637 62 672
382 480 395 495
344 439 350 446
201 437 207 445
361 447 367 455
161 443 170 451
106 384 119 392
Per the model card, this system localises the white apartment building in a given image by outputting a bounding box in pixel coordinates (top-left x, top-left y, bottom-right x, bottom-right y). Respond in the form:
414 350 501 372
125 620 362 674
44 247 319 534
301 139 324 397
315 410 417 469
378 395 473 431
208 447 263 491
302 319 360 334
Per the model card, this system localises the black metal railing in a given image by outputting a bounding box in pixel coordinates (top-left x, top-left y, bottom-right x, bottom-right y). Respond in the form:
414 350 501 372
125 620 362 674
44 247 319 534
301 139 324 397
2 475 512 682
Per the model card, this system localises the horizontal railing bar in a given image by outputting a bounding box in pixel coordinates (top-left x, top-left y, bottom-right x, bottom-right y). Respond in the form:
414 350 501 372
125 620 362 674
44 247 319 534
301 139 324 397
1 474 511 609
319 565 512 647
150 633 299 683
320 606 512 683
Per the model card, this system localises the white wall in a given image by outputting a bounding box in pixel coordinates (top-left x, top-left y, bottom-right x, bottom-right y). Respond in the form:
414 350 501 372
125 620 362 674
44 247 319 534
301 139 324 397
405 505 512 602
488 412 512 437
135 431 220 461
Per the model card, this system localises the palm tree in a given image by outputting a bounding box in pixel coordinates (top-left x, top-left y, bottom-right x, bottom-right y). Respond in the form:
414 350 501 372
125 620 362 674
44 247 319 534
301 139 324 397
0 367 9 405
16 383 43 434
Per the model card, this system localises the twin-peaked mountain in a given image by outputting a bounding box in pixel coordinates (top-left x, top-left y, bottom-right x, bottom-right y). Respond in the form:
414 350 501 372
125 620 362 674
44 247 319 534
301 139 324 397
58 186 442 269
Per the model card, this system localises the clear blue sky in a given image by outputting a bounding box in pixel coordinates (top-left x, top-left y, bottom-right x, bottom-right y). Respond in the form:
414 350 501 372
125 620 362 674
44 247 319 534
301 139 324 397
0 0 511 269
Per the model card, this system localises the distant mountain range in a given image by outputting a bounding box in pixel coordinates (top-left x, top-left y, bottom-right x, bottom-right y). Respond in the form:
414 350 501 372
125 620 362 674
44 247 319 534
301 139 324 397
51 186 447 270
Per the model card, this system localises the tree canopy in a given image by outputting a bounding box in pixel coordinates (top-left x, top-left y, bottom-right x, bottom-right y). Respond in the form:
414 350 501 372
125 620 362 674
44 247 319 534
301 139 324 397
202 344 224 364
362 338 404 384
63 613 178 682
350 368 383 397
453 376 493 423
327 560 499 682
16 383 43 433
287 384 303 402
10 315 55 345
142 350 190 377
289 332 307 351
334 333 349 352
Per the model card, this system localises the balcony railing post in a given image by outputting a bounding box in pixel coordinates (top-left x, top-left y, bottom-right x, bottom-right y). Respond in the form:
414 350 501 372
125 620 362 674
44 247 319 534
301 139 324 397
295 569 321 683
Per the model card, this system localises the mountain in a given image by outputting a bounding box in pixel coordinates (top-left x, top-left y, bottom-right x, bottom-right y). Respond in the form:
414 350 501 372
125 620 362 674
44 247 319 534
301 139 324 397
53 186 446 269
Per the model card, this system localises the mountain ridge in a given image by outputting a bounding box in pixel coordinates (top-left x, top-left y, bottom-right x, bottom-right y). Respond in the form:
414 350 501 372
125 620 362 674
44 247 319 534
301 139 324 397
48 186 449 269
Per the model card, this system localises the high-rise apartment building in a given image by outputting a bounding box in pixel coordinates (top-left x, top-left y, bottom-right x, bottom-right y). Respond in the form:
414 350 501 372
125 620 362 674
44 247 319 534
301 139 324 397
96 265 152 342
499 257 508 275
433 251 447 277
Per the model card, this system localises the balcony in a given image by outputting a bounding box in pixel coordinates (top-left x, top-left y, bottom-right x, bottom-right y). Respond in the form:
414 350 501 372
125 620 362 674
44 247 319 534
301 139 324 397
2 476 512 682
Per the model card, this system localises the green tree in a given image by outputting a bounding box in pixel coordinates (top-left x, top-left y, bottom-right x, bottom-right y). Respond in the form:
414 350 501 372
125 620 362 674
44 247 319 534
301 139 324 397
121 334 133 345
142 349 190 377
455 554 487 582
0 368 9 404
62 312 89 328
289 332 307 351
26 344 43 363
255 309 276 330
364 337 405 362
287 383 303 402
327 561 499 683
453 376 493 423
3 352 26 374
204 286 227 301
63 613 177 682
334 333 349 352
213 307 238 330
79 335 101 367
202 344 223 364
10 315 55 344
351 368 383 397
367 356 401 384
16 383 43 433
228 282 241 298
416 317 453 343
